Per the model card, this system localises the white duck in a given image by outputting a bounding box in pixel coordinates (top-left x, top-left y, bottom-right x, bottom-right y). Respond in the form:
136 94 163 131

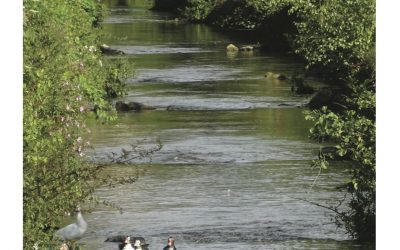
55 206 88 241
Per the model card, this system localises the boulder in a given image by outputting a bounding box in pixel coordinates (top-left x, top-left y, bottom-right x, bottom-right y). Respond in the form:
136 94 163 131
100 44 125 55
226 50 238 60
265 72 286 80
239 45 254 51
115 101 155 112
226 43 239 52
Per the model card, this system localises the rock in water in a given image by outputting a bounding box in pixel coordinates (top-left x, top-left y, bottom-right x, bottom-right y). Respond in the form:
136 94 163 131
239 45 254 51
100 44 125 55
265 72 286 80
115 101 155 112
226 43 239 52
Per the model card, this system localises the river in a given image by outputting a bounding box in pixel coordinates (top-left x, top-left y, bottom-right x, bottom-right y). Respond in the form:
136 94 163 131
81 1 373 249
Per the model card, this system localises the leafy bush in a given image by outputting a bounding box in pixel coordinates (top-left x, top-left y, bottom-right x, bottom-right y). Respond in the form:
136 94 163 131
292 0 375 80
180 0 217 21
23 0 130 247
299 0 376 240
305 79 375 240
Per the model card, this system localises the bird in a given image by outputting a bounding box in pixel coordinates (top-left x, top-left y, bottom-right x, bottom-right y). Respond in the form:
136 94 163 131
121 236 134 250
163 237 177 250
110 236 149 250
55 206 88 242
133 239 143 250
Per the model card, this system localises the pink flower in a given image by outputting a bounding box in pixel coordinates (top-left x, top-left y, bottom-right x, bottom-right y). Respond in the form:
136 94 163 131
76 95 82 101
79 106 85 112
61 116 65 122
77 137 82 143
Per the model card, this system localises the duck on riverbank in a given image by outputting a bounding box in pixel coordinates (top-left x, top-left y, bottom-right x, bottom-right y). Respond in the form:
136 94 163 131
54 206 87 250
55 206 87 241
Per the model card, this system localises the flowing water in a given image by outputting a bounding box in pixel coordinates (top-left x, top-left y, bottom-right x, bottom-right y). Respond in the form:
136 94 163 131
81 1 374 249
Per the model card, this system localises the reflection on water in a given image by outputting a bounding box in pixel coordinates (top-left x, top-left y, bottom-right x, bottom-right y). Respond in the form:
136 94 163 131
82 1 374 249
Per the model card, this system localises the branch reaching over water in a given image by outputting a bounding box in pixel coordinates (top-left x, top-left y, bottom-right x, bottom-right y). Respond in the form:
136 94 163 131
293 193 348 218
94 138 163 169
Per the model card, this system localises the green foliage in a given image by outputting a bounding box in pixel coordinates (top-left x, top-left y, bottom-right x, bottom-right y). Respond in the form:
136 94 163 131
180 0 217 22
23 0 131 248
299 1 376 241
305 79 375 240
206 0 265 29
102 58 131 99
292 0 375 80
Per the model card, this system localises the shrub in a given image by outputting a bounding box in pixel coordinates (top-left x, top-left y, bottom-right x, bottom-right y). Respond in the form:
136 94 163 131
23 0 130 247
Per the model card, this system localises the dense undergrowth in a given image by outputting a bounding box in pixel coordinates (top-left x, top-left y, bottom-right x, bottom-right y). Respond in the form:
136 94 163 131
23 0 131 248
153 0 376 241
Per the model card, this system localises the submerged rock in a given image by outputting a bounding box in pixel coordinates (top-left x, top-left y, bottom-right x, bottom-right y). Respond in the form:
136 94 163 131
226 43 239 52
265 72 286 80
100 44 125 55
166 105 187 111
278 103 295 107
115 101 155 112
